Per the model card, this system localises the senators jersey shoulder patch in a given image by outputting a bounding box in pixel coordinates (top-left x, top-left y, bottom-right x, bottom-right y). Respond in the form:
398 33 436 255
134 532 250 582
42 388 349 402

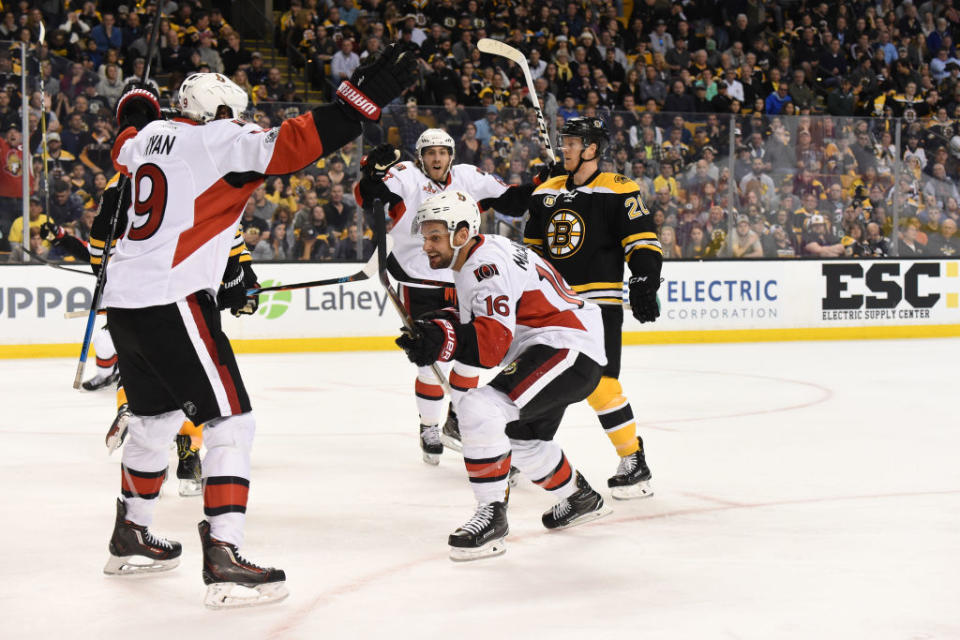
473 263 500 282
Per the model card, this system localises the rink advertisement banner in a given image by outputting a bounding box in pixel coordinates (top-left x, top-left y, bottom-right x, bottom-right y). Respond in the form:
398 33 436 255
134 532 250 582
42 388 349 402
2 260 959 356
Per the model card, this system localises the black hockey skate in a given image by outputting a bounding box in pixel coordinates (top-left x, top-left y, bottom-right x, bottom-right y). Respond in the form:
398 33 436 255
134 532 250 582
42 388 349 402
448 501 508 562
542 472 612 530
607 436 653 500
103 498 182 575
420 423 443 465
105 403 131 454
176 434 202 497
199 520 288 609
82 368 119 391
440 407 462 452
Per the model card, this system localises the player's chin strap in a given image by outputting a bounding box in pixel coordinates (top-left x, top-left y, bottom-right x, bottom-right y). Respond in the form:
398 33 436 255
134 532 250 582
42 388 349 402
569 141 599 179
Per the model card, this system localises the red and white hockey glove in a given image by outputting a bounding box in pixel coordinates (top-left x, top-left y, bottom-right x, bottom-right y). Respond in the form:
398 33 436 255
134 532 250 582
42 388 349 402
396 318 458 366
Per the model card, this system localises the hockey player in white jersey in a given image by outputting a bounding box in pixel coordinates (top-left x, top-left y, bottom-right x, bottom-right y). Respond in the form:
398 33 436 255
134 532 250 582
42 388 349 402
395 190 611 561
355 128 556 463
101 47 415 608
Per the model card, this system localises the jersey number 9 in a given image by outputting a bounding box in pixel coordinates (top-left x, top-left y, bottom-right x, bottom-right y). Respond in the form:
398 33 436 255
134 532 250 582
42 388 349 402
128 163 168 241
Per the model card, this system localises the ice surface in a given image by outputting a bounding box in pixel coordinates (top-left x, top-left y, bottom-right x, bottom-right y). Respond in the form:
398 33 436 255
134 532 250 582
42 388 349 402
2 339 958 639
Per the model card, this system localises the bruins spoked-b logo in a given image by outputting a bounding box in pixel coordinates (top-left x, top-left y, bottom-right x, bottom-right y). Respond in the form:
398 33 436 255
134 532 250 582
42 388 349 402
546 209 584 258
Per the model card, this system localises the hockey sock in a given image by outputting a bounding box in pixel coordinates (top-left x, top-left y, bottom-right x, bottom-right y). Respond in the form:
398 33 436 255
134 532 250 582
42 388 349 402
116 385 127 409
178 419 203 450
463 450 512 504
510 439 579 500
120 409 185 526
458 386 514 503
95 353 118 378
448 364 481 411
415 369 446 426
588 377 640 457
202 413 255 548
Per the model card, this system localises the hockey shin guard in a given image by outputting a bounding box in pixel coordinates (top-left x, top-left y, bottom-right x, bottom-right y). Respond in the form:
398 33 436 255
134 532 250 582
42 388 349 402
202 413 255 548
448 363 481 411
510 439 579 500
458 387 514 503
120 409 184 526
415 365 447 426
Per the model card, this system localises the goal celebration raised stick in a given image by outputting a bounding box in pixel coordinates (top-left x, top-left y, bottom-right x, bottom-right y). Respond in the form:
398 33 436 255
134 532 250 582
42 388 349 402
477 38 556 163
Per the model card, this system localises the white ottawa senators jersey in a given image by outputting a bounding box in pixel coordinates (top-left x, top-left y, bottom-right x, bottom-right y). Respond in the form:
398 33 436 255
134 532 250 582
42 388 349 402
455 234 607 368
103 115 317 308
381 162 510 286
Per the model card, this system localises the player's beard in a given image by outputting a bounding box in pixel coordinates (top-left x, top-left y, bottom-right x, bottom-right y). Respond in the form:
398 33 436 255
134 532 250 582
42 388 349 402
427 251 453 269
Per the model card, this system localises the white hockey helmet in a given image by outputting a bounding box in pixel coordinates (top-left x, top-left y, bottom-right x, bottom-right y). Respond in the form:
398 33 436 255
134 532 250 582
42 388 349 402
416 128 455 180
415 190 481 255
177 72 249 123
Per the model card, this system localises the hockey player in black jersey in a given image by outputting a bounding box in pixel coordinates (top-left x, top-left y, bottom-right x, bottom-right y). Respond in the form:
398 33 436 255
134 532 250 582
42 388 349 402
522 117 663 500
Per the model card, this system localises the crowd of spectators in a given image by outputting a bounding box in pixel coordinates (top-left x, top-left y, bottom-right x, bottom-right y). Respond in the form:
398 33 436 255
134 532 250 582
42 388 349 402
5 0 960 262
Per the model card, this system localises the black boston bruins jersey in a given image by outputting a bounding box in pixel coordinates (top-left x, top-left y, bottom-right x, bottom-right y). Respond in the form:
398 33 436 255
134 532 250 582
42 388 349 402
525 171 662 305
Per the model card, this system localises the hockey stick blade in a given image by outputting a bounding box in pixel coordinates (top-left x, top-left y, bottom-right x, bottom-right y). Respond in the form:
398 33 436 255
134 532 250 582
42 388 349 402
247 236 394 295
477 38 555 162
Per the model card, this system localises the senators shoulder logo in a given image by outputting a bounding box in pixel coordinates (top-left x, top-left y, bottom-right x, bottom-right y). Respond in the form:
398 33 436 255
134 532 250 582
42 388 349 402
473 263 500 282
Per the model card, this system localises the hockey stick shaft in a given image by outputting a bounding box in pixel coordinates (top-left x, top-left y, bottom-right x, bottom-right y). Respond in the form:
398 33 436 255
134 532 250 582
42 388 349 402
477 39 556 163
247 237 391 295
372 198 451 395
72 10 164 389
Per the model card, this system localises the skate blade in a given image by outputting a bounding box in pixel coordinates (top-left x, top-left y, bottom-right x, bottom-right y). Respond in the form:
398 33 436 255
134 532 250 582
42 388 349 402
105 424 128 455
178 479 202 497
449 537 507 562
610 480 654 500
422 451 441 465
550 504 613 531
103 554 180 576
439 434 462 453
204 581 289 609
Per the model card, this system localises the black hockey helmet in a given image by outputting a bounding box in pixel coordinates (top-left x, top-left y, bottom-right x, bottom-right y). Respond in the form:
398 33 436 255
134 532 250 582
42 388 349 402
559 116 609 157
115 81 162 131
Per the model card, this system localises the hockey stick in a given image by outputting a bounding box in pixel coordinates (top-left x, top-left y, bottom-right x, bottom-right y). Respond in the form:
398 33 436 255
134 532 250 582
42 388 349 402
72 9 163 389
24 247 95 276
477 38 556 163
247 237 392 294
373 198 452 395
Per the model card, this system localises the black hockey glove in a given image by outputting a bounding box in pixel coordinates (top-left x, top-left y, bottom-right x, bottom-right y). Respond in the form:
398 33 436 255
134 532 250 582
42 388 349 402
218 262 260 317
628 275 661 323
336 43 417 122
361 144 401 181
395 318 458 366
533 160 565 186
39 221 66 244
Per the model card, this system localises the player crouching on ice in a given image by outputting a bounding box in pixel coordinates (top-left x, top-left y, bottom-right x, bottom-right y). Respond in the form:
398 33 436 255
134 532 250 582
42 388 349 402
396 190 611 561
101 46 415 606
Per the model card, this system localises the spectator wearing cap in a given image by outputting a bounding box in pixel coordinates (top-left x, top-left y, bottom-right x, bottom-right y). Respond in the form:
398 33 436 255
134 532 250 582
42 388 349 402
424 54 459 105
721 215 763 258
331 38 360 83
649 19 674 56
243 225 274 261
763 224 797 258
42 132 76 181
897 220 927 257
802 214 845 257
246 51 268 86
827 77 857 116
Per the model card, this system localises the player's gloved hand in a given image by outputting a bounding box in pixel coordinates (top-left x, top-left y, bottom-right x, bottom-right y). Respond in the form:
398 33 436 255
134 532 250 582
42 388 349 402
39 221 66 244
395 318 458 366
218 262 260 316
336 43 417 122
628 275 660 323
361 143 401 181
533 160 565 185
